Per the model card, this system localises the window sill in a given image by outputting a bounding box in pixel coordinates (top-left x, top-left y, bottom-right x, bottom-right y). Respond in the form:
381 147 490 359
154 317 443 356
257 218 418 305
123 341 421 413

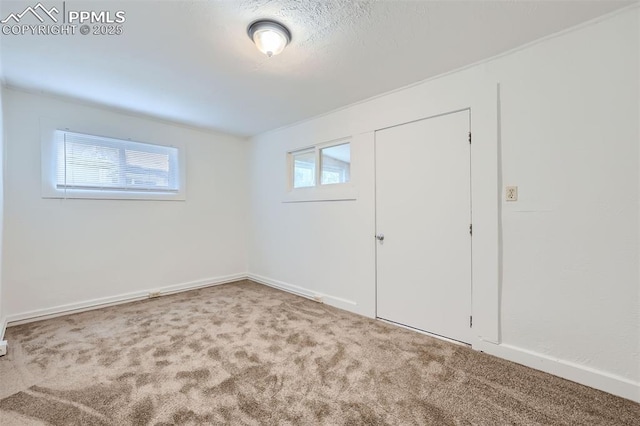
42 188 186 201
282 184 358 203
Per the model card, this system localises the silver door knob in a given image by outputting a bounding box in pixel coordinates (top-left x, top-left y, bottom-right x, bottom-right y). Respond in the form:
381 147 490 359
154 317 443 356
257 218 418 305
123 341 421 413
375 233 384 241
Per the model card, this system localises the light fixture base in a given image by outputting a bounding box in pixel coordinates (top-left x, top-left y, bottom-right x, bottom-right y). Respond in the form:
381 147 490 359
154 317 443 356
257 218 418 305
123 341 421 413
247 19 291 57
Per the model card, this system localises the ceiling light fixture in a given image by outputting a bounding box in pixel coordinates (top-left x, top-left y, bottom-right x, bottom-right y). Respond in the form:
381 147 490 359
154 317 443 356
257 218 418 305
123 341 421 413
247 20 291 57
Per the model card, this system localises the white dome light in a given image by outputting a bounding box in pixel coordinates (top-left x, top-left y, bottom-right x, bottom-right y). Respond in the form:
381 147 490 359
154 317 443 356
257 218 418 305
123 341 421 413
248 20 291 57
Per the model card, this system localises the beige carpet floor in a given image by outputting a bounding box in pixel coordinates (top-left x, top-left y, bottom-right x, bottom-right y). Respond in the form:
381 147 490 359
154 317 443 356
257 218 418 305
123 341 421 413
0 280 638 425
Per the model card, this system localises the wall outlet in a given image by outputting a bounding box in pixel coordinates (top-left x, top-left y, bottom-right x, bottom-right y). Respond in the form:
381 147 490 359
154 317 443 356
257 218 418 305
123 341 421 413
506 186 518 201
148 292 161 299
0 340 7 356
312 295 324 303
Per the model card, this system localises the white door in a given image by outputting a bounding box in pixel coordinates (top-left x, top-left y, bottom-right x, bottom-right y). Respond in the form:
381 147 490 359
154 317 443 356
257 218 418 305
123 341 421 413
375 110 472 344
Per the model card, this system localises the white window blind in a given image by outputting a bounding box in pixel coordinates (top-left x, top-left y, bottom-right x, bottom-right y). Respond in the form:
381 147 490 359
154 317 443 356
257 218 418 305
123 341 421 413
55 130 179 193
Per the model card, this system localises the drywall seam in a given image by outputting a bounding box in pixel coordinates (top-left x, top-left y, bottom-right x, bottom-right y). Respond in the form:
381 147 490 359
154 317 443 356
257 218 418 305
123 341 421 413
475 340 640 403
6 273 247 326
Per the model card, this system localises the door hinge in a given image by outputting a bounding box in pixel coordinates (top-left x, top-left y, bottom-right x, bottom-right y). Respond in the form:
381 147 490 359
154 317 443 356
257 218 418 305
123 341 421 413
468 132 472 144
469 224 472 236
470 316 473 328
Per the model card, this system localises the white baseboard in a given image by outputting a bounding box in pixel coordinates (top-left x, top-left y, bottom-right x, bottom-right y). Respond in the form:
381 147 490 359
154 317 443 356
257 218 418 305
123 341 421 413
474 340 640 403
0 316 7 341
247 273 358 312
6 273 247 326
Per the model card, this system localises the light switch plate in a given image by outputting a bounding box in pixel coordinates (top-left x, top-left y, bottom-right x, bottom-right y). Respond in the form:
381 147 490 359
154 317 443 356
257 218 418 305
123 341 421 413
506 186 518 201
0 340 7 356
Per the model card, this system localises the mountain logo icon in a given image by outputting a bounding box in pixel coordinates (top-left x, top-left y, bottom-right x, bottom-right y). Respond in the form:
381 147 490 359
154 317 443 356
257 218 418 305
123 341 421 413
1 2 59 24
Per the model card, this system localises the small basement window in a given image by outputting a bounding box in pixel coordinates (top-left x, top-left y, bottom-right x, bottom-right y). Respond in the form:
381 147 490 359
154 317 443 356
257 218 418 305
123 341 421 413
42 129 185 200
289 141 351 190
285 140 355 202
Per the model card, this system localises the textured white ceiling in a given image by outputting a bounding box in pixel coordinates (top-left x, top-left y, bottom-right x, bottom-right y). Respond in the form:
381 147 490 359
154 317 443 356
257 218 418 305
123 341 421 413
0 0 634 136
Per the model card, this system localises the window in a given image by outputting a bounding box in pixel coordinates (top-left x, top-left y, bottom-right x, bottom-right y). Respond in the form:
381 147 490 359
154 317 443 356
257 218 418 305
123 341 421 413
293 149 316 188
285 140 355 202
320 143 350 185
42 129 185 200
289 141 351 189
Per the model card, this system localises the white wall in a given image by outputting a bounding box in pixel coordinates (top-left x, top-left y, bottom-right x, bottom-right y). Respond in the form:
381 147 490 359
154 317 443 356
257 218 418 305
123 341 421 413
248 7 639 402
2 88 249 321
492 7 638 391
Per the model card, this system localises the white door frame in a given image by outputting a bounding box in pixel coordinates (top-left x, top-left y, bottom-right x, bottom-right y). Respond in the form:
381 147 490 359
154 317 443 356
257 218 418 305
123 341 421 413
368 83 500 346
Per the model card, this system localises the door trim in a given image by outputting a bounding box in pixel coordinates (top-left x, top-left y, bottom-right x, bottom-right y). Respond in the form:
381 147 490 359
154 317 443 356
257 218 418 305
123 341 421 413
375 107 471 133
